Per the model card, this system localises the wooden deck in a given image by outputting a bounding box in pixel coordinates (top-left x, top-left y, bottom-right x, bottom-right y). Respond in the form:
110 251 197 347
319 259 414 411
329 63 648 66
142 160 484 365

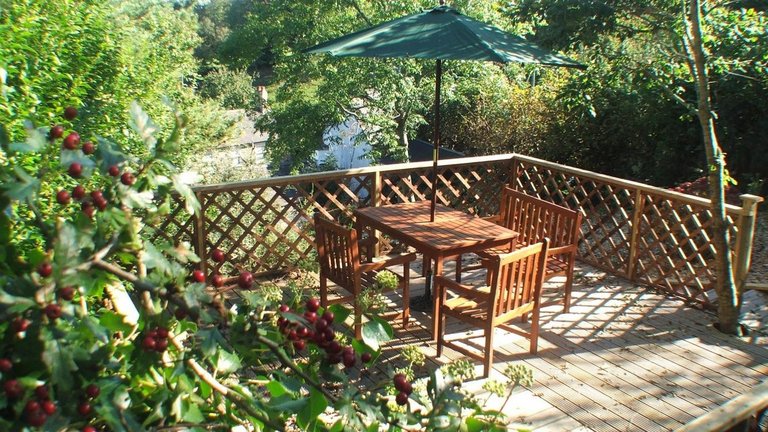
368 261 768 431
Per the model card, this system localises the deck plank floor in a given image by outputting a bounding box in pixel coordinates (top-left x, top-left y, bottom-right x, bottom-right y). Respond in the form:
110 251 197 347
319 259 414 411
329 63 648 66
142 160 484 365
365 261 768 431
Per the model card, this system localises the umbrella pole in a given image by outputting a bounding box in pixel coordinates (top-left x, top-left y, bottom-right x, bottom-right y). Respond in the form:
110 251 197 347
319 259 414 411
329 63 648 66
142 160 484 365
430 59 442 223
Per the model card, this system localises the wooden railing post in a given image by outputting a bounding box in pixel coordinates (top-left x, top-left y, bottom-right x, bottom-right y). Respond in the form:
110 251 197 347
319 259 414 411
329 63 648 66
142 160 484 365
509 155 520 190
371 170 382 257
733 194 764 295
193 191 208 275
627 189 646 281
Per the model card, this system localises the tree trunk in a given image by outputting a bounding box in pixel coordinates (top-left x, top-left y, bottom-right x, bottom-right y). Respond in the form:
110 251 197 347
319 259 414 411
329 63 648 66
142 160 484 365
686 0 740 334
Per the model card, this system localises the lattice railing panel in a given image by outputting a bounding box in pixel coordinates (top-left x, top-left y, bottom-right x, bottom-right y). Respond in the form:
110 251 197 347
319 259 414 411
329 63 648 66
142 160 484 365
147 194 196 247
633 195 739 305
513 160 635 276
198 174 374 276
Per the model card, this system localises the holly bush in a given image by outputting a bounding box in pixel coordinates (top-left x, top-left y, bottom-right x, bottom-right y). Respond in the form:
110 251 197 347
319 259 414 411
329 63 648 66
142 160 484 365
0 104 525 431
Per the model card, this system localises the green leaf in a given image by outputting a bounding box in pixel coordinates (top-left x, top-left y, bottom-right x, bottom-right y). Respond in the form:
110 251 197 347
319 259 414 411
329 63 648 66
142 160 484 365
361 315 393 351
121 188 155 210
141 242 172 273
214 349 242 374
171 172 201 215
182 401 204 423
266 379 289 398
100 310 135 333
60 149 96 171
95 137 129 170
2 166 40 201
328 304 350 324
129 101 158 153
0 124 9 152
9 124 46 153
0 289 36 312
41 332 78 389
298 387 327 428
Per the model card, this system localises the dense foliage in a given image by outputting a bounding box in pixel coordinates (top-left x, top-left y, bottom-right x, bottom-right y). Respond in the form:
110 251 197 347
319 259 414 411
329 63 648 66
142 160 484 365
0 106 530 430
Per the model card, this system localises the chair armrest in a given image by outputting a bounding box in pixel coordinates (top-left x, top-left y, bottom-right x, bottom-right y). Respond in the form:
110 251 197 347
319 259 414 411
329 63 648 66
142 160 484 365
435 275 488 299
483 214 502 224
547 244 578 256
359 252 417 273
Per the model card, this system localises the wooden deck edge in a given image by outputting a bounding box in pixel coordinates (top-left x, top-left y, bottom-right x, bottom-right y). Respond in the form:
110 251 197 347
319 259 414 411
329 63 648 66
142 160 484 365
675 380 768 432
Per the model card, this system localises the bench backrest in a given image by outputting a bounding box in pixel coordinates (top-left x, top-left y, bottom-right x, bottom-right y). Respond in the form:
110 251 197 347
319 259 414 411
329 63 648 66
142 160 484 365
499 187 582 250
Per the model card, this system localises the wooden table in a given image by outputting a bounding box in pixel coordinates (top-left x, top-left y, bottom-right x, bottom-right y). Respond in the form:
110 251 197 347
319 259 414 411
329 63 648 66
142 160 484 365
354 201 518 340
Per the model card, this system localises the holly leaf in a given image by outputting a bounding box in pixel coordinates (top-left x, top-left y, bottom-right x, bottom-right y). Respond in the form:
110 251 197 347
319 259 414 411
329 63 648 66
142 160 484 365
171 172 201 215
129 101 158 153
2 166 40 201
141 242 172 274
361 315 393 351
41 331 78 389
9 123 46 153
95 137 129 170
121 188 155 210
214 349 242 375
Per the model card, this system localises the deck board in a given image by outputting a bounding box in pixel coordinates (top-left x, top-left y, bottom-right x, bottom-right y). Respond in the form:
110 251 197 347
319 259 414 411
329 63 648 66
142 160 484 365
374 262 768 431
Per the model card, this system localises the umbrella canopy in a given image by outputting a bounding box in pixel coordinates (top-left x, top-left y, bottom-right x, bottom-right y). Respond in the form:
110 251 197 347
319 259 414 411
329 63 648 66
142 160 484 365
305 5 584 222
305 5 584 68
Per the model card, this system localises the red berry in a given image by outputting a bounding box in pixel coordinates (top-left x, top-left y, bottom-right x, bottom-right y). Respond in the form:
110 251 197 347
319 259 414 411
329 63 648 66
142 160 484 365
49 125 64 139
211 274 224 287
72 185 86 200
155 338 168 352
25 400 41 414
303 311 317 323
0 358 12 372
343 352 356 368
85 383 100 398
393 373 408 392
288 329 298 340
81 201 95 218
11 317 29 332
90 190 103 201
279 304 290 313
306 297 320 313
237 271 253 289
293 340 305 351
108 165 120 177
327 353 342 365
156 327 169 339
322 310 335 324
323 327 335 342
211 248 225 262
142 336 157 351
315 318 328 332
77 401 92 416
41 400 56 415
64 106 78 120
361 352 372 363
174 308 187 320
94 197 107 211
44 304 62 320
326 340 341 354
192 270 205 283
83 426 97 432
120 172 135 186
34 385 49 400
59 286 76 301
82 141 95 154
26 410 47 427
57 190 71 205
297 326 309 339
400 380 413 395
63 132 80 150
4 379 22 399
38 262 53 278
147 329 159 338
68 162 83 178
395 391 409 406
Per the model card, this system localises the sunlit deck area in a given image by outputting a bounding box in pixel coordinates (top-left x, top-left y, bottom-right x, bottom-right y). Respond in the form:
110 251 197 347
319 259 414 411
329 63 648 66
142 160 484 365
359 260 768 431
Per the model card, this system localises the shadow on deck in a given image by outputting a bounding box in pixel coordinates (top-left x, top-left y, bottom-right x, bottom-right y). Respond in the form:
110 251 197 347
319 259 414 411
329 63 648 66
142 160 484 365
364 261 768 432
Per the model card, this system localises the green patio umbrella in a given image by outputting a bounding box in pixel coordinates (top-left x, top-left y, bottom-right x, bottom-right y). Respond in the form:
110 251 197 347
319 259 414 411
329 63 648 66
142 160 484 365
305 3 585 222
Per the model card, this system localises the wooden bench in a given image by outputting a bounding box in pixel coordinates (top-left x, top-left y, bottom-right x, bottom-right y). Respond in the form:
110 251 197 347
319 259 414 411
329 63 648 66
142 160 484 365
458 187 582 312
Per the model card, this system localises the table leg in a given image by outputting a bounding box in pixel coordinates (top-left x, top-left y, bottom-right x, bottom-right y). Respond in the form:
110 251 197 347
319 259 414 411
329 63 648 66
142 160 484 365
431 257 444 341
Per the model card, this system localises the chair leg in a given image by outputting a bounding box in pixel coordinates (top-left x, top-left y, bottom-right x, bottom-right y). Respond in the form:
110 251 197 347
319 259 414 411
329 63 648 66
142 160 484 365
454 255 462 282
421 255 430 277
402 264 410 329
564 258 575 313
483 324 495 379
530 309 540 354
319 276 329 307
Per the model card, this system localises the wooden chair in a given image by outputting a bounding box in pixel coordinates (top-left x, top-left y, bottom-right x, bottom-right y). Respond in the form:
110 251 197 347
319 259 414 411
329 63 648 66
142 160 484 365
435 240 549 378
457 187 582 312
314 213 416 337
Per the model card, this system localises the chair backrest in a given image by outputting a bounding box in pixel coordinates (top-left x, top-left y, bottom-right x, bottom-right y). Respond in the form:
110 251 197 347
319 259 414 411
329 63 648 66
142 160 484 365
499 187 582 249
488 239 549 317
314 214 360 288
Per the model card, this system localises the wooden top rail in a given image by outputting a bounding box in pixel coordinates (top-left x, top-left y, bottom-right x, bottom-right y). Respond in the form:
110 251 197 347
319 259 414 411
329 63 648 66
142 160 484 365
675 380 768 432
192 154 515 194
513 154 763 215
